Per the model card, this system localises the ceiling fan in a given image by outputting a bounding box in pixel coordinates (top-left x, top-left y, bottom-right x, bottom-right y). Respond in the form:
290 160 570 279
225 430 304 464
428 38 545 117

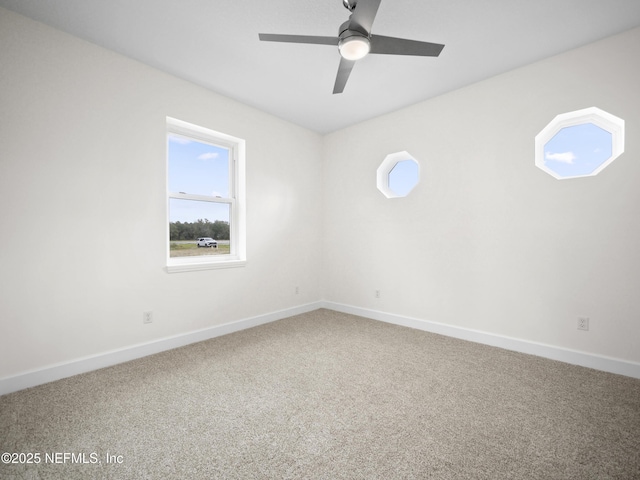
259 0 445 94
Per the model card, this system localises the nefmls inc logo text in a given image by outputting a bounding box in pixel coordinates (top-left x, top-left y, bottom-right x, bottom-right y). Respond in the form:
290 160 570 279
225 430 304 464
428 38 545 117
48 452 100 464
2 451 125 465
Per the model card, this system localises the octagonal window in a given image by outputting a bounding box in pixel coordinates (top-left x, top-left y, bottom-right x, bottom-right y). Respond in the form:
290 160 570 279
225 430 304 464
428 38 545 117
535 107 624 179
377 151 420 198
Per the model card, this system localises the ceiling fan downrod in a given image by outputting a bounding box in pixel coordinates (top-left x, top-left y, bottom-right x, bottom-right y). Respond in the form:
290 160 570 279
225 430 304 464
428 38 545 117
342 0 356 12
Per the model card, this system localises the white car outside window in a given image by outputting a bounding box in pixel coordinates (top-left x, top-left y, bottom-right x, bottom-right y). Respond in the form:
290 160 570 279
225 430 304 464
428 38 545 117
197 237 218 248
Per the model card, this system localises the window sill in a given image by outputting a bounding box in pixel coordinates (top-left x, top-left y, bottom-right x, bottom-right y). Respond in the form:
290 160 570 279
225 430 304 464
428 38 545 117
166 257 246 273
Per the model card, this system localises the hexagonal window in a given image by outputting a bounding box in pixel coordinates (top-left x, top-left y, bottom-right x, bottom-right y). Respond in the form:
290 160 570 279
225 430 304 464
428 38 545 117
377 151 420 198
535 107 625 180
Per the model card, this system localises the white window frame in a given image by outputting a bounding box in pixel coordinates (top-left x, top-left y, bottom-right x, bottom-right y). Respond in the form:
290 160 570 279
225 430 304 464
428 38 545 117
535 107 625 180
166 117 246 273
377 151 420 198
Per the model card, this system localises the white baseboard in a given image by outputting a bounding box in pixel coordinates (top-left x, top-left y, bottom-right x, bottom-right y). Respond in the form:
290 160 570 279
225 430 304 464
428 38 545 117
321 301 640 380
3 300 638 396
0 302 323 396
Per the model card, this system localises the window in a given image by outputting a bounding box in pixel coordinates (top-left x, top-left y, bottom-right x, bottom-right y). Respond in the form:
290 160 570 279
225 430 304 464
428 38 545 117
166 117 245 272
535 107 625 180
377 151 420 198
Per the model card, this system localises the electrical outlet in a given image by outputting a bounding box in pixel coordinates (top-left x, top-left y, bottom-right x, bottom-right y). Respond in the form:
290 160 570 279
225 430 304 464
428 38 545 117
375 290 380 299
577 317 589 331
143 311 153 324
295 286 299 295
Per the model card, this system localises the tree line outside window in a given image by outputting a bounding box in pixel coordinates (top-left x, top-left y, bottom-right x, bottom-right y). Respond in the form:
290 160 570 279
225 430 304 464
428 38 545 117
170 219 230 241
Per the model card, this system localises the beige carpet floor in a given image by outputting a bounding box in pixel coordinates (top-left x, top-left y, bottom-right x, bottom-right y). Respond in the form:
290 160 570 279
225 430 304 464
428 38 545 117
1 308 639 479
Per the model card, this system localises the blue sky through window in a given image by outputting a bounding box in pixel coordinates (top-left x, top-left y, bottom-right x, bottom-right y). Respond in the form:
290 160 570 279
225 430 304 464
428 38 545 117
168 133 229 196
544 123 612 177
388 159 419 197
168 133 230 223
169 198 230 224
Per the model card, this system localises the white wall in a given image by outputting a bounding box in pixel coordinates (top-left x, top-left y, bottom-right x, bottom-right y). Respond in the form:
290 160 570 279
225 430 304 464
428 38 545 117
322 27 640 365
0 8 323 379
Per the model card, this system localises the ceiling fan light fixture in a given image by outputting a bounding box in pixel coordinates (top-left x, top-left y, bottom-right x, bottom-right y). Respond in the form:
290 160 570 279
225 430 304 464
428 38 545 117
338 35 370 61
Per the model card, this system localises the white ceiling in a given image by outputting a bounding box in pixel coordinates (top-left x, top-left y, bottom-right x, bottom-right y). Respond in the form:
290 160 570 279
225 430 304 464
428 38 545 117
2 0 640 133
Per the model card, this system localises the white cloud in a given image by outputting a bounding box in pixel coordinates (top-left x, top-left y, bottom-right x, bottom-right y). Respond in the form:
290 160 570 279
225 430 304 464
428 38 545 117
197 152 219 160
545 151 576 164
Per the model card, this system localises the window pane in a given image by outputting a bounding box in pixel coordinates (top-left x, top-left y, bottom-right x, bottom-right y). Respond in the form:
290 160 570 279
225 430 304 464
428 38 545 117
543 123 612 178
168 133 230 197
388 159 419 197
169 198 231 257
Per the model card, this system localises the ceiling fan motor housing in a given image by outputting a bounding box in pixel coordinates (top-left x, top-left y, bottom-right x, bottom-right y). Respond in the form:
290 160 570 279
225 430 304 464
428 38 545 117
338 20 371 61
339 19 367 38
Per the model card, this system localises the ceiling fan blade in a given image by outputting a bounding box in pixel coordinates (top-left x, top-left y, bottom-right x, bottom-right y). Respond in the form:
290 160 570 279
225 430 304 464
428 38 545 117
370 35 445 56
333 57 356 94
349 0 382 34
259 33 339 46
